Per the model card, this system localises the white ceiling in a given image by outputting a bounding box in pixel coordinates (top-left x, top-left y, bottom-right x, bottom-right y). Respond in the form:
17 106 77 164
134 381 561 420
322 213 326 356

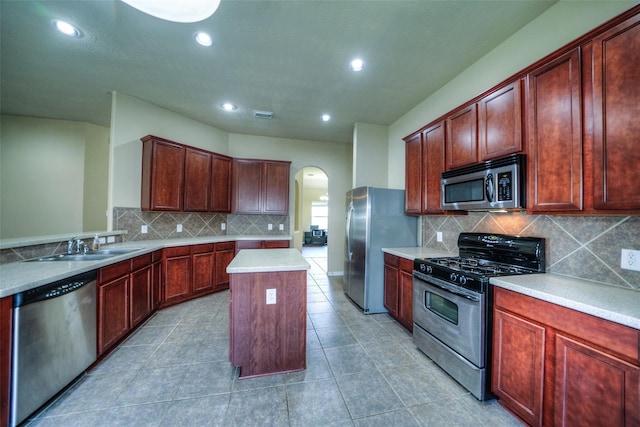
0 1 556 144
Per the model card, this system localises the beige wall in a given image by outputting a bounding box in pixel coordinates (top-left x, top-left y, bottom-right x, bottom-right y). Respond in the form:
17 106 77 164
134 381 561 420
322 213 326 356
387 1 636 188
0 115 109 239
352 122 388 189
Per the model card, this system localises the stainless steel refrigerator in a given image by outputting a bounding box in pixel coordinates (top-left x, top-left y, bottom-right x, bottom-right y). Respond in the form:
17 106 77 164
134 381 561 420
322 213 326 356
344 187 418 313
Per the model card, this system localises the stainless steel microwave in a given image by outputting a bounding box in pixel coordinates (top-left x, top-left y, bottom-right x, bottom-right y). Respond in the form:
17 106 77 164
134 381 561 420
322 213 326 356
441 154 525 211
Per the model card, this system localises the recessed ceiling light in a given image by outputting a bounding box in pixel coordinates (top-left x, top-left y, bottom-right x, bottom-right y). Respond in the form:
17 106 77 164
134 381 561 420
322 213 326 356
321 114 331 122
350 58 365 72
194 31 212 47
53 20 81 37
221 103 237 111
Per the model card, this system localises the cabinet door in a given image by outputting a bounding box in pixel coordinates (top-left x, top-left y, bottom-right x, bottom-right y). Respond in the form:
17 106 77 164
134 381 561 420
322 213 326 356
192 245 215 294
422 122 446 213
492 308 545 427
152 258 162 309
554 334 640 427
404 132 423 215
478 81 522 160
130 265 152 329
398 259 414 331
163 249 191 304
446 104 477 170
211 154 232 212
141 137 185 211
98 275 129 355
383 262 399 318
232 160 263 214
263 161 290 215
592 14 640 210
527 49 582 213
184 148 211 212
215 246 234 290
235 240 262 255
263 240 289 249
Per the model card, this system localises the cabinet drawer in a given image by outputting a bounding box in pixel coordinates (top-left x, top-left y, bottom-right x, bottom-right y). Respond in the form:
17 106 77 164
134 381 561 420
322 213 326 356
99 260 130 283
215 241 234 251
164 246 191 258
399 258 414 273
384 253 399 267
131 253 152 271
191 243 215 254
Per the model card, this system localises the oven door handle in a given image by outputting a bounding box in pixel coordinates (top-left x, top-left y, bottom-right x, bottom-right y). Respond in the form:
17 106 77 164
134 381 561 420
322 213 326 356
413 271 480 302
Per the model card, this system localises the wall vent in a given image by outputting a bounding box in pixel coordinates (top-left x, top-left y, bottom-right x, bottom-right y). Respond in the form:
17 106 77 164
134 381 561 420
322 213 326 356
253 110 273 119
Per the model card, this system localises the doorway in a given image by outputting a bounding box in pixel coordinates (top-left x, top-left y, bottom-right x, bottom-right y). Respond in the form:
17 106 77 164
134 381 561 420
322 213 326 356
294 166 328 267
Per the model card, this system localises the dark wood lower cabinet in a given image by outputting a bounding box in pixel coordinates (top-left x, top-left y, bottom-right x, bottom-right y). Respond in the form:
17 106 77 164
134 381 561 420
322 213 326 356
383 254 413 331
192 244 215 295
130 255 152 329
492 287 640 427
229 270 306 378
97 261 130 356
215 242 234 290
163 246 192 306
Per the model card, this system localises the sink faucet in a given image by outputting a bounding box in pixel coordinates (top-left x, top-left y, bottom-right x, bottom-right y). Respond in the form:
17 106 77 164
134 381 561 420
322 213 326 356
67 237 88 254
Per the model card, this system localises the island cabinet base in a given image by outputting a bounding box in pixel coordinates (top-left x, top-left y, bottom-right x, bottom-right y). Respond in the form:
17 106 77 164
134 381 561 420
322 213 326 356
229 270 307 378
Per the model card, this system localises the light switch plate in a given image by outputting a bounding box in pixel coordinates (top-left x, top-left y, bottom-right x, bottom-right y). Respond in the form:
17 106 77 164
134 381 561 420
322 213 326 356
177 224 183 232
221 223 226 230
268 224 273 230
141 225 148 234
437 231 443 242
266 288 276 305
279 224 284 231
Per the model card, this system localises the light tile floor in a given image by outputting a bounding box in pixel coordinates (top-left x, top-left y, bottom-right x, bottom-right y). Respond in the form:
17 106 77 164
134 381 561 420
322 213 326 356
26 249 522 426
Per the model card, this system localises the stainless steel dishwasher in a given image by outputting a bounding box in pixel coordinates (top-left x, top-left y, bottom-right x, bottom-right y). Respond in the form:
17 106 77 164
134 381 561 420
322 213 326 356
11 271 97 426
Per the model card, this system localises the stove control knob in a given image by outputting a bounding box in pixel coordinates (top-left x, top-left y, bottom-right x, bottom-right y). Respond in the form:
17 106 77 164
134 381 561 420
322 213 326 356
419 264 426 273
459 276 467 286
426 265 432 274
450 273 458 282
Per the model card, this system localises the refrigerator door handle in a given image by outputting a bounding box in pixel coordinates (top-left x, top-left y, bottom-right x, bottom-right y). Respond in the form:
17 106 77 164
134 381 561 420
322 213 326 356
346 202 354 261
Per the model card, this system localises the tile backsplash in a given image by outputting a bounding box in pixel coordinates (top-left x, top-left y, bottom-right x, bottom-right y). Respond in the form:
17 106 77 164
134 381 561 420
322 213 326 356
422 213 640 291
112 207 290 241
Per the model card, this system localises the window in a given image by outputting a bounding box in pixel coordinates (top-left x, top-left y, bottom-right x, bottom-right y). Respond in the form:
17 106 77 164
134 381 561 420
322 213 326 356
311 202 328 230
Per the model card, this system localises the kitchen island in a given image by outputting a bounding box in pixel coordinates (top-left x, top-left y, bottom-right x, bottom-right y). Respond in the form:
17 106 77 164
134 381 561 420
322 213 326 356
227 248 310 378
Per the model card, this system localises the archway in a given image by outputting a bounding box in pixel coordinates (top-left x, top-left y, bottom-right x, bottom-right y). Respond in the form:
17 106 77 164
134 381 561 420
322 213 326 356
294 167 329 267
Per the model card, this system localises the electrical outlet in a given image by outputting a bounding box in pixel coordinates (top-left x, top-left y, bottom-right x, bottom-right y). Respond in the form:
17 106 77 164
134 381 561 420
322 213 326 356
266 288 276 305
177 224 183 232
621 249 640 272
279 224 284 231
437 231 443 242
141 225 148 234
268 224 273 230
107 236 115 243
221 223 226 231
98 237 106 244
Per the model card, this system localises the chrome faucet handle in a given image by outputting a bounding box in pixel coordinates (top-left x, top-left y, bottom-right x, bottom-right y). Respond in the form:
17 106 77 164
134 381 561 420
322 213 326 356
67 237 77 254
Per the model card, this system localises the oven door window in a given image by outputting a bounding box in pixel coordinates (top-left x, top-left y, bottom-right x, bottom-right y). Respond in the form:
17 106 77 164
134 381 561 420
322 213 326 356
426 291 458 324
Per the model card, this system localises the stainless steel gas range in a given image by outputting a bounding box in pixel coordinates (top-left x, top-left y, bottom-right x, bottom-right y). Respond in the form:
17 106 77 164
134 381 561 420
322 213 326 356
412 233 545 400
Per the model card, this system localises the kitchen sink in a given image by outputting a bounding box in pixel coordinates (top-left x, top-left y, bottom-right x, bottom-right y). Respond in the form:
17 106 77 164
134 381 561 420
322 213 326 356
27 248 142 262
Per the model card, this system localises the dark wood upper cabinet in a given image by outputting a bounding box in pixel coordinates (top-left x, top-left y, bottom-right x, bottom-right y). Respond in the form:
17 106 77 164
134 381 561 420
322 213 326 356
478 80 523 161
141 136 185 211
591 13 640 210
232 159 290 215
446 104 477 170
527 49 583 213
142 135 234 213
404 122 445 215
184 148 211 212
404 132 423 215
210 154 232 213
422 122 446 214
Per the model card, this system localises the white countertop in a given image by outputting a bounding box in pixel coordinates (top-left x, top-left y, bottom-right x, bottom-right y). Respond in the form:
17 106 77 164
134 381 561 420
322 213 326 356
382 246 452 260
0 235 291 298
491 274 640 330
227 249 310 273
